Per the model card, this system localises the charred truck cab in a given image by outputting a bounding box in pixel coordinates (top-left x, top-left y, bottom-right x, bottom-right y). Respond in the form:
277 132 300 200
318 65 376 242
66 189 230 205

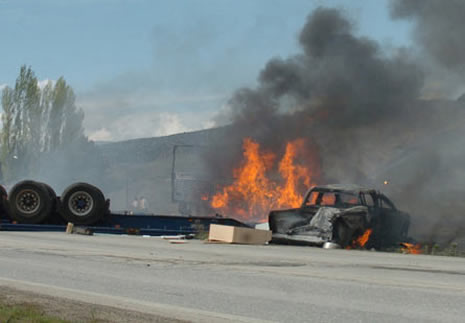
268 184 410 249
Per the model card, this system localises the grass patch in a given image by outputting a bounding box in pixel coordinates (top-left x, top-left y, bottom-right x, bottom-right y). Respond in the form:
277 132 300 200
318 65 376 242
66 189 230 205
0 287 185 323
0 302 69 323
194 230 209 240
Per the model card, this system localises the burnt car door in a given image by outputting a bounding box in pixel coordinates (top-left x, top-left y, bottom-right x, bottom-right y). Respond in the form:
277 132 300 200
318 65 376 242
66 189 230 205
375 194 409 247
359 192 376 225
268 190 319 235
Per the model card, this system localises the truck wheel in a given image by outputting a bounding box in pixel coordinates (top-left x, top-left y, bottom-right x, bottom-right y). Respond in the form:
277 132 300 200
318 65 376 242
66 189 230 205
0 185 7 198
41 183 57 200
8 180 54 224
38 182 59 222
0 185 7 216
60 183 106 225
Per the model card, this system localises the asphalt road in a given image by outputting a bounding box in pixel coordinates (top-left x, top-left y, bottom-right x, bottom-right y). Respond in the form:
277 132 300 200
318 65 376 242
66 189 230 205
1 232 465 322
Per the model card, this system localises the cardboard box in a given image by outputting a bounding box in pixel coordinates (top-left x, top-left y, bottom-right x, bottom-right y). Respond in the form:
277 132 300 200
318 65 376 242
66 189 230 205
208 224 272 245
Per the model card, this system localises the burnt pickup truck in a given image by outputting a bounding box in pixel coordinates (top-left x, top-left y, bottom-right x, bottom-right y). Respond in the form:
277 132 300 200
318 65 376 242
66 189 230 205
268 184 410 249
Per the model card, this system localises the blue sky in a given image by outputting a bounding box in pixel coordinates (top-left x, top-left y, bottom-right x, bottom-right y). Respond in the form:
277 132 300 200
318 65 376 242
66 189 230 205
0 0 412 141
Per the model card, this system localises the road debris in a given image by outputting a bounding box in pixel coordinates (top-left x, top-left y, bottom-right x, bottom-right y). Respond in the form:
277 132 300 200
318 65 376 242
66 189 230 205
65 222 93 235
168 240 188 244
208 224 271 244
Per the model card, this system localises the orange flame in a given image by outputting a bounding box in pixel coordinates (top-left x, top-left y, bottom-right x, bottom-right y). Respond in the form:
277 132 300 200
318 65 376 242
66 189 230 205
276 138 312 207
355 229 372 247
210 138 318 222
401 242 422 254
347 229 372 249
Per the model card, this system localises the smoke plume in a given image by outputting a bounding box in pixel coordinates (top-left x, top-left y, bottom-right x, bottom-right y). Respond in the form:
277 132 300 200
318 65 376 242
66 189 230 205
390 0 465 70
208 7 423 185
228 8 423 125
206 5 465 246
390 0 465 98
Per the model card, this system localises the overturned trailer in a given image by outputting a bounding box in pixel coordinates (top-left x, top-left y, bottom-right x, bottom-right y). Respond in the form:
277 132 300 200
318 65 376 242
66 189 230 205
0 180 247 235
269 184 410 249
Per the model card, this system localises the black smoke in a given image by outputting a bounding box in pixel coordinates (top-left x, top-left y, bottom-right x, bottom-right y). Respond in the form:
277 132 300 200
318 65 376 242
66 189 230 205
228 8 423 126
390 0 465 70
208 7 423 186
204 5 465 246
390 0 465 99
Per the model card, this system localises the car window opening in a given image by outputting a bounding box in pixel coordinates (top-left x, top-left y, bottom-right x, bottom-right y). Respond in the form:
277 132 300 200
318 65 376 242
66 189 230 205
305 191 360 207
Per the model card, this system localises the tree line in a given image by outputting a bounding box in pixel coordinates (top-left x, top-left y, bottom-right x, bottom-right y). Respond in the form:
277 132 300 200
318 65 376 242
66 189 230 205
1 65 87 182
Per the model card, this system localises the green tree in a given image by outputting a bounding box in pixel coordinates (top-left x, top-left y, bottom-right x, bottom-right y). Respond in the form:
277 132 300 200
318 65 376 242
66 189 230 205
1 87 14 181
39 81 54 152
46 77 85 150
3 66 42 180
0 66 87 182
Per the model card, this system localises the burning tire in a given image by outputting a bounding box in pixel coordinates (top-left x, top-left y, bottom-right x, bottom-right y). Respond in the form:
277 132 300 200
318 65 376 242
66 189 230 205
60 183 106 225
8 180 55 224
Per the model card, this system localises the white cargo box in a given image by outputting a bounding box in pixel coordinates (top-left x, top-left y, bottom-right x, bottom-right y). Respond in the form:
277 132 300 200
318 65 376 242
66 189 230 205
208 224 272 245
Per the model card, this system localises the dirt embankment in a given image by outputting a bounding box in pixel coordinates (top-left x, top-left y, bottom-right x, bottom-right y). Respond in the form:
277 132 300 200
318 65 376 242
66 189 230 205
1 286 189 323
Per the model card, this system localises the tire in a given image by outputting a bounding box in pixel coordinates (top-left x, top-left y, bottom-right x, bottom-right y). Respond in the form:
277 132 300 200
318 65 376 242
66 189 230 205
60 182 106 225
0 185 7 218
38 182 60 223
8 180 55 224
0 185 7 198
41 183 57 200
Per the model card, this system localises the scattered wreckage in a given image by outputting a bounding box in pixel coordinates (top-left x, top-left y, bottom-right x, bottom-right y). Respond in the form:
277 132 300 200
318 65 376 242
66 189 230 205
269 185 410 249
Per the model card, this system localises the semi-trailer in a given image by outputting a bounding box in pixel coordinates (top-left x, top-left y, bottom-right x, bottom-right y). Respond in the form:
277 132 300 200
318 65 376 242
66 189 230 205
0 180 247 235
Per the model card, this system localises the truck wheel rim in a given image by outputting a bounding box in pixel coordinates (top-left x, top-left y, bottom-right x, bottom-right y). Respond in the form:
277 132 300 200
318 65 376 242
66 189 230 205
68 191 94 216
16 189 41 215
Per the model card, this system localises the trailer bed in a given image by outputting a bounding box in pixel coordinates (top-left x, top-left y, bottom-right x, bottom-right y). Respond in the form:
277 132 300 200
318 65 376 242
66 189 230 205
0 213 249 236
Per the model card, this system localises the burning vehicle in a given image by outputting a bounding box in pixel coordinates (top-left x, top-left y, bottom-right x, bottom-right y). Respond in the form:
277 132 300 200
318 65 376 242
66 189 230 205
269 184 410 249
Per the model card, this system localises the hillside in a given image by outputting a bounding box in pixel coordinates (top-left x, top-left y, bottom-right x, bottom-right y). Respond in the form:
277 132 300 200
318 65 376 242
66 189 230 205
97 127 228 213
